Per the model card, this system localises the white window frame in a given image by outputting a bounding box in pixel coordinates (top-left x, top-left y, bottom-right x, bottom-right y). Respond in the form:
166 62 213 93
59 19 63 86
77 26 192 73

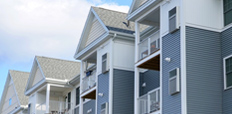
223 54 232 90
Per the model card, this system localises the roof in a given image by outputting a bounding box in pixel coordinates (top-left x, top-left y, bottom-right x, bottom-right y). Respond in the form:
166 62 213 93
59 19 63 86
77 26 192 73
9 70 30 106
36 56 81 80
92 7 147 34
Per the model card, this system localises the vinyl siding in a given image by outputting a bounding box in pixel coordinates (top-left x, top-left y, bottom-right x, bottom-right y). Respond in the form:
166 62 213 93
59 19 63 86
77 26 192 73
162 30 181 114
85 19 106 47
221 27 232 114
32 67 44 86
97 72 109 114
74 107 79 114
186 26 222 114
139 70 160 96
83 100 95 114
113 69 134 114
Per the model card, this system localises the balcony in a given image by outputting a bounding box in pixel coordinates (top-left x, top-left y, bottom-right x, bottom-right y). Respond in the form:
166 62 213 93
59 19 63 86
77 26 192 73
36 100 73 114
137 31 160 71
138 87 160 114
81 68 97 99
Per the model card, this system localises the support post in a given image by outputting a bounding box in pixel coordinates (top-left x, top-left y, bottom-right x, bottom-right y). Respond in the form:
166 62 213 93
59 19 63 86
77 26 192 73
46 84 50 114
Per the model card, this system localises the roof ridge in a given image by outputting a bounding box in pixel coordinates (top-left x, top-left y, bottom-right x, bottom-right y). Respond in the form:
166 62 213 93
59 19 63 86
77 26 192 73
92 6 128 15
36 56 79 63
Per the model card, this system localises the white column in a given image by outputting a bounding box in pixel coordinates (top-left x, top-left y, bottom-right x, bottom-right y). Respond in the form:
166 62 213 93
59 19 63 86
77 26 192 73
79 61 84 114
46 84 50 114
134 22 140 114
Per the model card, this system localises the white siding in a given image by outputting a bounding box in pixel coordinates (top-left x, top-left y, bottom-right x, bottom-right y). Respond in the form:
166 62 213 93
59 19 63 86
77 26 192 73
85 19 106 47
160 0 180 35
185 0 223 30
113 39 135 71
1 79 20 114
32 67 44 86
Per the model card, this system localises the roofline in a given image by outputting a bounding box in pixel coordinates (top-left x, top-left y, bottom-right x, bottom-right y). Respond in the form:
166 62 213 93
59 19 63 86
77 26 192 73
0 72 10 112
68 74 80 86
25 78 68 96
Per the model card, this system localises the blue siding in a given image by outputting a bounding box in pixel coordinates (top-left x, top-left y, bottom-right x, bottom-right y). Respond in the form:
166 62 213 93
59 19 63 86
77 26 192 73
83 100 95 114
221 27 232 114
97 72 109 114
139 70 160 96
186 26 222 114
74 107 79 114
162 30 181 114
113 69 134 114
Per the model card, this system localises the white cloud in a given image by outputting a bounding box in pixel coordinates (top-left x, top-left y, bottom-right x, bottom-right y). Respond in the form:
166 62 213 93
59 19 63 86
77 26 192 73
0 0 129 64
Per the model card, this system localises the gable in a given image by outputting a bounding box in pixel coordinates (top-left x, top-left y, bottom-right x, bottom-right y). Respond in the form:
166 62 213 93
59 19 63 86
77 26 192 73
1 78 20 114
85 17 106 47
32 67 44 86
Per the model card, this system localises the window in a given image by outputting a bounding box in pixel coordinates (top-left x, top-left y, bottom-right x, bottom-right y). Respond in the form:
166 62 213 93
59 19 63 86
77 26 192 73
169 68 180 95
76 87 80 106
169 6 179 33
9 98 12 106
224 0 232 26
68 92 71 110
102 53 109 73
224 56 232 89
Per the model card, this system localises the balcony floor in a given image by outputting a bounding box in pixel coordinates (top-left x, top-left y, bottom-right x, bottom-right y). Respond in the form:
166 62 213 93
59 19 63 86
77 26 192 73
138 54 160 71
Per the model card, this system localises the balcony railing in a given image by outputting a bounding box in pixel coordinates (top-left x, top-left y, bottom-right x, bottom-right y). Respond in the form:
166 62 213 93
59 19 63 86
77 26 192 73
139 31 160 60
82 70 96 93
138 87 160 114
36 101 72 114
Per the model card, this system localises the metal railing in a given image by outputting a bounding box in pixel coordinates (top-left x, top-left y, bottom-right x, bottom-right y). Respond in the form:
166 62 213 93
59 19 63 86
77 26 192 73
36 101 72 114
82 70 97 93
138 87 160 114
139 31 160 60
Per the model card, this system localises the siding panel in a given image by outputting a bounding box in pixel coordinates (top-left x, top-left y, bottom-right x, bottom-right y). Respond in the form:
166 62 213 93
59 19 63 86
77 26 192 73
186 26 222 114
162 30 181 114
83 100 95 114
85 19 106 47
139 70 160 96
221 27 232 114
97 72 109 114
113 69 134 114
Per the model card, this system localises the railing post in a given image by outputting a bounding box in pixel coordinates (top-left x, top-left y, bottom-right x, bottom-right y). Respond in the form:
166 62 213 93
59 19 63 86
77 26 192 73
148 37 151 55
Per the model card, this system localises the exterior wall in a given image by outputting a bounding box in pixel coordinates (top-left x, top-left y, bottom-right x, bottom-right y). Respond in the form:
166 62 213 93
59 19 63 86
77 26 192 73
162 29 181 114
28 94 36 114
1 79 20 114
113 39 135 71
186 26 222 114
85 17 106 47
74 107 79 114
185 0 223 30
221 27 232 114
32 68 44 86
160 0 180 35
83 100 95 114
97 72 109 114
113 69 134 114
139 70 160 96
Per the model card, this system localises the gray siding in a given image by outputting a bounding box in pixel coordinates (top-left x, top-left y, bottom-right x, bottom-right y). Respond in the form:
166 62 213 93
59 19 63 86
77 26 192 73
97 72 109 114
74 107 79 114
186 26 222 114
113 69 134 114
83 100 95 114
221 27 232 114
139 70 160 96
162 30 181 114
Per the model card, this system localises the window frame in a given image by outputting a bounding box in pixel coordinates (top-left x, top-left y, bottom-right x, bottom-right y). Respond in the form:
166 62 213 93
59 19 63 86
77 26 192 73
223 54 232 90
76 87 80 106
223 0 232 26
9 98 12 106
68 92 71 110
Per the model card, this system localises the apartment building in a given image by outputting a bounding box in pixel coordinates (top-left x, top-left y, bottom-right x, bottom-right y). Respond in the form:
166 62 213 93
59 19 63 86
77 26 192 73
24 56 80 114
73 6 145 114
0 70 29 114
127 0 232 114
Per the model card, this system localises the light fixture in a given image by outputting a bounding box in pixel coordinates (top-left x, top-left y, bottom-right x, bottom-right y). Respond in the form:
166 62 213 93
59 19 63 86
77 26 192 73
98 93 104 97
165 57 171 62
142 83 146 87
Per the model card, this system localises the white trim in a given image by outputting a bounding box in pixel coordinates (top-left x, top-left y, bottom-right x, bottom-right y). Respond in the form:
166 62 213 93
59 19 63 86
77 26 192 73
180 0 187 113
79 61 84 114
109 39 114 114
135 50 161 67
9 73 22 107
159 7 163 112
223 54 232 90
35 57 46 79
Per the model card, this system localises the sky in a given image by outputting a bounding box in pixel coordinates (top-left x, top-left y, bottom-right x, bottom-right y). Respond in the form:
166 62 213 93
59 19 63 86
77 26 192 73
0 0 132 100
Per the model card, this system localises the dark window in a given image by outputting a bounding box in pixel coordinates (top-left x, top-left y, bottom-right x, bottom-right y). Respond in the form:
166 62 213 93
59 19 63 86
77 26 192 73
76 87 80 106
68 92 71 110
226 57 232 87
224 0 232 26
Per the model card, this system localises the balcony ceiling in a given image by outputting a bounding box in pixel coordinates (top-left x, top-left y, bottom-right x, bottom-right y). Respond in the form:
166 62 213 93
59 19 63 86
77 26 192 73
82 90 96 99
140 8 160 27
138 54 160 71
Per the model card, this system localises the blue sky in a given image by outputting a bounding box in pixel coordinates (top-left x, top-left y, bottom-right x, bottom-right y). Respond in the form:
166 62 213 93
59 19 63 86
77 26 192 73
0 0 132 100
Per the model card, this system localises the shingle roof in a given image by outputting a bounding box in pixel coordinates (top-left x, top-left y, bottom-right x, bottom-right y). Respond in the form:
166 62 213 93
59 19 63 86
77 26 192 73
9 70 30 106
36 56 80 80
92 7 148 34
